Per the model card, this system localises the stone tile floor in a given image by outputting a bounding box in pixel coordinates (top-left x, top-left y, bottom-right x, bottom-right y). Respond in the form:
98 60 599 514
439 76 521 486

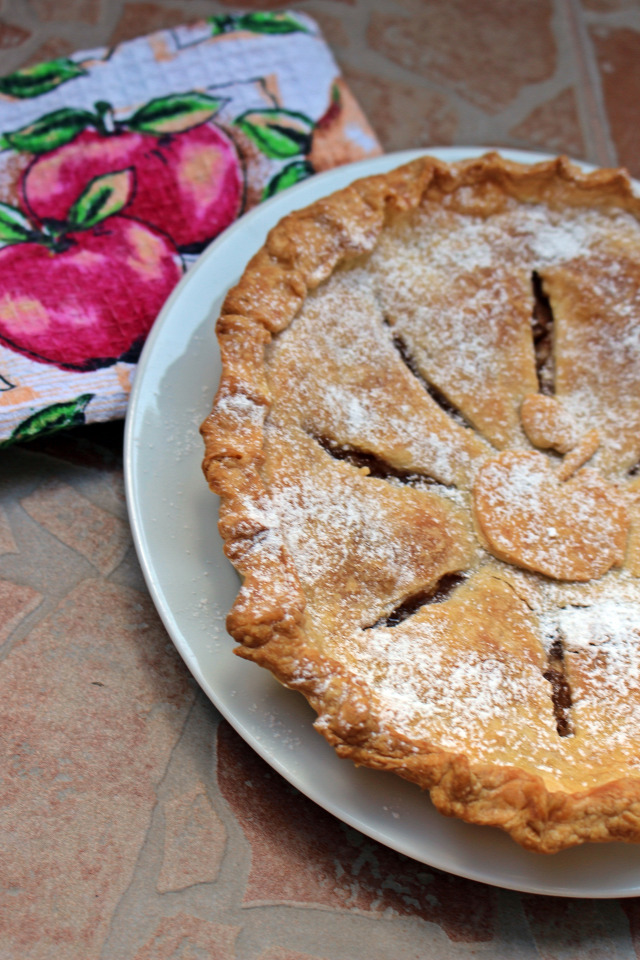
3 1 640 957
1 0 640 171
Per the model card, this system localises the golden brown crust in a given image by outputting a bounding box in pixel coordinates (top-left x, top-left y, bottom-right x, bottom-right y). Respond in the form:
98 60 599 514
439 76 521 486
201 152 640 853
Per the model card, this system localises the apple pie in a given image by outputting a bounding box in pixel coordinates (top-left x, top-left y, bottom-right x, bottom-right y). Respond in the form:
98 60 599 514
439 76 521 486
201 153 640 853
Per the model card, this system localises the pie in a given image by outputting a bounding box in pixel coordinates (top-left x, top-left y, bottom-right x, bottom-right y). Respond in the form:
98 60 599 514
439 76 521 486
200 152 640 853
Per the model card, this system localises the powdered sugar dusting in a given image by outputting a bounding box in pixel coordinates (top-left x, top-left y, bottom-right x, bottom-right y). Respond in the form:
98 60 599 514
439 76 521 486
540 600 640 758
473 450 629 581
266 265 487 487
237 182 640 791
366 201 640 456
541 599 640 654
215 390 266 427
261 422 475 636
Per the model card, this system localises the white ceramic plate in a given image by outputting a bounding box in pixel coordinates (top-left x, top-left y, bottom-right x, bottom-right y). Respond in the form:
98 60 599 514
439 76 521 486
125 147 640 898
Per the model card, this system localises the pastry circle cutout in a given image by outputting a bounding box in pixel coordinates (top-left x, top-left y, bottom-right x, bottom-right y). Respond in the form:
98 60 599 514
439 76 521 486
473 450 629 580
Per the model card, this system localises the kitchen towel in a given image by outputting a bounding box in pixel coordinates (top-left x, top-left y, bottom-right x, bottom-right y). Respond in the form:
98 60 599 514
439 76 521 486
0 11 381 445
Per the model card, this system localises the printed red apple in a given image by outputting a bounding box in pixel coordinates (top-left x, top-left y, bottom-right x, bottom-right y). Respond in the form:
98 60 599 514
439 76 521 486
0 170 182 371
8 94 244 253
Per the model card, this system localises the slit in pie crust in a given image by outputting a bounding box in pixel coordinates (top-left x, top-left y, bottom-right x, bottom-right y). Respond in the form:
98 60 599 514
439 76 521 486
201 153 640 853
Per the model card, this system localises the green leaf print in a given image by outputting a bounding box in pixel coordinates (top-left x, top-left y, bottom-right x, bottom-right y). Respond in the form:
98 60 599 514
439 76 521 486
2 394 94 446
3 107 95 154
67 169 135 230
209 12 308 35
0 203 37 243
235 109 313 159
240 12 309 34
263 160 314 200
0 59 87 99
127 93 225 135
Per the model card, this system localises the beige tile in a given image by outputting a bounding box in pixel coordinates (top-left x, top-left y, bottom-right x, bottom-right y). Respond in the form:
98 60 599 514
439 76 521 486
20 478 130 575
0 578 194 960
509 88 585 159
342 65 458 151
368 0 556 114
132 914 240 960
157 782 226 893
0 579 42 643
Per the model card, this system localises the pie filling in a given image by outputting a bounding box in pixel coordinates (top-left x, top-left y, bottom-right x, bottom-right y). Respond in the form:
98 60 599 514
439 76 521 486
543 635 573 738
203 155 640 850
531 270 555 396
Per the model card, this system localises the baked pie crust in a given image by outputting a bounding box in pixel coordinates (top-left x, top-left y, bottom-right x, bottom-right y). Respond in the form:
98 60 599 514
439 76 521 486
201 153 640 853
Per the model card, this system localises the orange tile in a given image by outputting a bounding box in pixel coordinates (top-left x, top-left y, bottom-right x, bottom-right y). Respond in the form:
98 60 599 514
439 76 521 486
342 66 458 151
0 578 194 960
216 722 496 942
20 478 129 575
304 6 351 48
589 25 640 175
0 579 42 643
109 2 190 47
0 20 30 48
509 88 585 159
0 505 18 556
21 37 75 67
29 0 103 25
368 0 556 114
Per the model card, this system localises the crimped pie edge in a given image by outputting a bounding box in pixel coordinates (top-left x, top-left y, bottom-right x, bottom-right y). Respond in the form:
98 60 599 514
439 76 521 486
200 152 640 853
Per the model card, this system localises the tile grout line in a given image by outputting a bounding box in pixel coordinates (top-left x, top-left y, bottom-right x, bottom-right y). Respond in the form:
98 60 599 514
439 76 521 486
97 693 199 960
560 0 617 166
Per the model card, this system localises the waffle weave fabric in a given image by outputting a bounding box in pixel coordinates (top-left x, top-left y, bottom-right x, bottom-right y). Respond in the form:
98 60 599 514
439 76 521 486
0 12 380 445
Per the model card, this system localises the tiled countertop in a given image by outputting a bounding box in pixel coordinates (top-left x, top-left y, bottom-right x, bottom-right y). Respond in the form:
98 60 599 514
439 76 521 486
3 1 640 958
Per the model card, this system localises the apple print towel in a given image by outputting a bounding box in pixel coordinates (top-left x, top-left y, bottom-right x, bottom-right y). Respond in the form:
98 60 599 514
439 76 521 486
0 12 381 445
